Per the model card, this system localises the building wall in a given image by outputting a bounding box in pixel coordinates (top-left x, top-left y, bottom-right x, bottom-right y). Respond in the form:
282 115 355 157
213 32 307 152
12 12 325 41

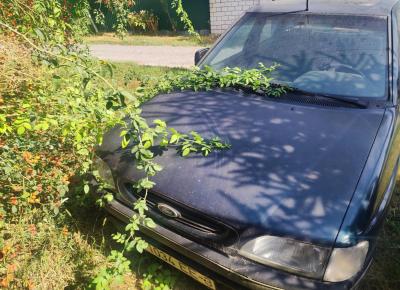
209 0 260 34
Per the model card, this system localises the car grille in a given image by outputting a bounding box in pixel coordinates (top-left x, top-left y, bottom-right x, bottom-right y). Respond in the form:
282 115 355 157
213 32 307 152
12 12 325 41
119 182 238 248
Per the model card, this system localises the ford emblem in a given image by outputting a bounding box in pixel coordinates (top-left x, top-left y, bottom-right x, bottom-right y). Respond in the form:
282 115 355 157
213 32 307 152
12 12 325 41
157 203 181 218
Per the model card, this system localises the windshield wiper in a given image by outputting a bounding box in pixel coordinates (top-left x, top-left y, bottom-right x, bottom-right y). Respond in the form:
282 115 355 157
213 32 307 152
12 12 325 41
287 87 368 108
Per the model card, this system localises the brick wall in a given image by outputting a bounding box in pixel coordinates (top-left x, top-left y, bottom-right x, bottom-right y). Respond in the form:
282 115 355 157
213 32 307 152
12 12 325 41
209 0 260 34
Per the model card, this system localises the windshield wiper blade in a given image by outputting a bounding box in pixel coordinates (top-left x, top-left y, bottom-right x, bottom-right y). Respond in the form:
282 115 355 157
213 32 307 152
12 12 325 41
288 87 368 108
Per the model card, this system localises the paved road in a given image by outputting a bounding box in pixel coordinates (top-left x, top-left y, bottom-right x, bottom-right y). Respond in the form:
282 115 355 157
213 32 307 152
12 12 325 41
89 44 203 68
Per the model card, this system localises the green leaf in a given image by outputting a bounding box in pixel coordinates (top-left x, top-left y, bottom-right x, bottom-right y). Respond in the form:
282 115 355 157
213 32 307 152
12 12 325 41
17 126 25 135
75 133 83 143
120 90 135 100
104 193 114 202
34 28 45 41
153 164 163 172
21 191 30 199
143 140 152 149
140 179 155 189
182 148 190 156
121 136 130 148
34 121 49 131
136 239 148 253
170 134 178 144
145 218 156 228
106 101 113 110
77 148 89 156
23 122 32 130
84 184 90 194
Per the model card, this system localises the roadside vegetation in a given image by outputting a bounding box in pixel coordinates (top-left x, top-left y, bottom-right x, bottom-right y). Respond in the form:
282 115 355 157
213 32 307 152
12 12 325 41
0 1 399 290
111 62 186 90
0 1 204 288
84 33 216 47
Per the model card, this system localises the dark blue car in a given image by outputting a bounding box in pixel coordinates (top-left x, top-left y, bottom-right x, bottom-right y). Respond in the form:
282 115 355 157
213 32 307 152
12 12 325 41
94 0 400 289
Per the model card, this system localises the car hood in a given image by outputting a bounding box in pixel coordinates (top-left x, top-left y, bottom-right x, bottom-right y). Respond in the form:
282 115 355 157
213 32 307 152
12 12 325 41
98 90 385 246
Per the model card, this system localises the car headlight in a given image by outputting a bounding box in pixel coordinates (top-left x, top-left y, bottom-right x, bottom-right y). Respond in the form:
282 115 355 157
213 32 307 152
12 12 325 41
238 235 330 278
324 241 369 282
92 155 116 190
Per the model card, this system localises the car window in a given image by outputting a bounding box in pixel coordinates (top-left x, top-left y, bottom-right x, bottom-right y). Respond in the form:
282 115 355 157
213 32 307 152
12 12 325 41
208 17 256 66
202 13 388 99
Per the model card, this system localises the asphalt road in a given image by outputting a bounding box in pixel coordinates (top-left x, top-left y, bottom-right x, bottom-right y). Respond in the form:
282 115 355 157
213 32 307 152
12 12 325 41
89 44 203 68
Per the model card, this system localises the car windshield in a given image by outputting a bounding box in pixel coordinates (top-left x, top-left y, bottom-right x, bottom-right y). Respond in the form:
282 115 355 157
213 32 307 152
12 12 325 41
202 13 388 99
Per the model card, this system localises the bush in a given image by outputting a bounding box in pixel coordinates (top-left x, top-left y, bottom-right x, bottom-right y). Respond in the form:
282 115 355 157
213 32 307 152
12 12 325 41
0 33 110 288
127 10 159 33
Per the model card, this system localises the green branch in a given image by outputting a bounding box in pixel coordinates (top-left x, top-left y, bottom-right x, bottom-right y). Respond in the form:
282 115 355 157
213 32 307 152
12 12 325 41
171 0 200 39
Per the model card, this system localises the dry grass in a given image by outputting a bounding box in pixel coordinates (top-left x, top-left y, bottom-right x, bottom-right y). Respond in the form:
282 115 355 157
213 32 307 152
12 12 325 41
3 213 102 289
84 33 217 47
0 36 41 97
110 61 186 91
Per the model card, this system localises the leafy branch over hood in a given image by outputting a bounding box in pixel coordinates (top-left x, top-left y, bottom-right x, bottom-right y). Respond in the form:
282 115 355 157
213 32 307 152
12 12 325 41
136 63 288 102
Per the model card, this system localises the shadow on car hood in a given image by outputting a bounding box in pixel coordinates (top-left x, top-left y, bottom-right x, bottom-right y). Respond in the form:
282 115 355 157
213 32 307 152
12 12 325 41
98 90 385 246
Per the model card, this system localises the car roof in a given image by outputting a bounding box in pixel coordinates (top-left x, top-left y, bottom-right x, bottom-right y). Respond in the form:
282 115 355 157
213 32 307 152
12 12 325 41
249 0 399 16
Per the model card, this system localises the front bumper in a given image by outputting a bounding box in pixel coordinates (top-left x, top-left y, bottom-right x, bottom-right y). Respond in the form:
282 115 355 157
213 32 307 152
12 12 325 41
103 198 371 290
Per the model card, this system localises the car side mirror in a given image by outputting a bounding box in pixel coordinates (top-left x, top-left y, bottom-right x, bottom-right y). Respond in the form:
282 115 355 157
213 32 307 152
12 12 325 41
194 48 209 66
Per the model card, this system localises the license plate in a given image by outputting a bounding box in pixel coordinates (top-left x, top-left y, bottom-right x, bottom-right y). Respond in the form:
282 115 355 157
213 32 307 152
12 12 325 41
146 244 217 290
